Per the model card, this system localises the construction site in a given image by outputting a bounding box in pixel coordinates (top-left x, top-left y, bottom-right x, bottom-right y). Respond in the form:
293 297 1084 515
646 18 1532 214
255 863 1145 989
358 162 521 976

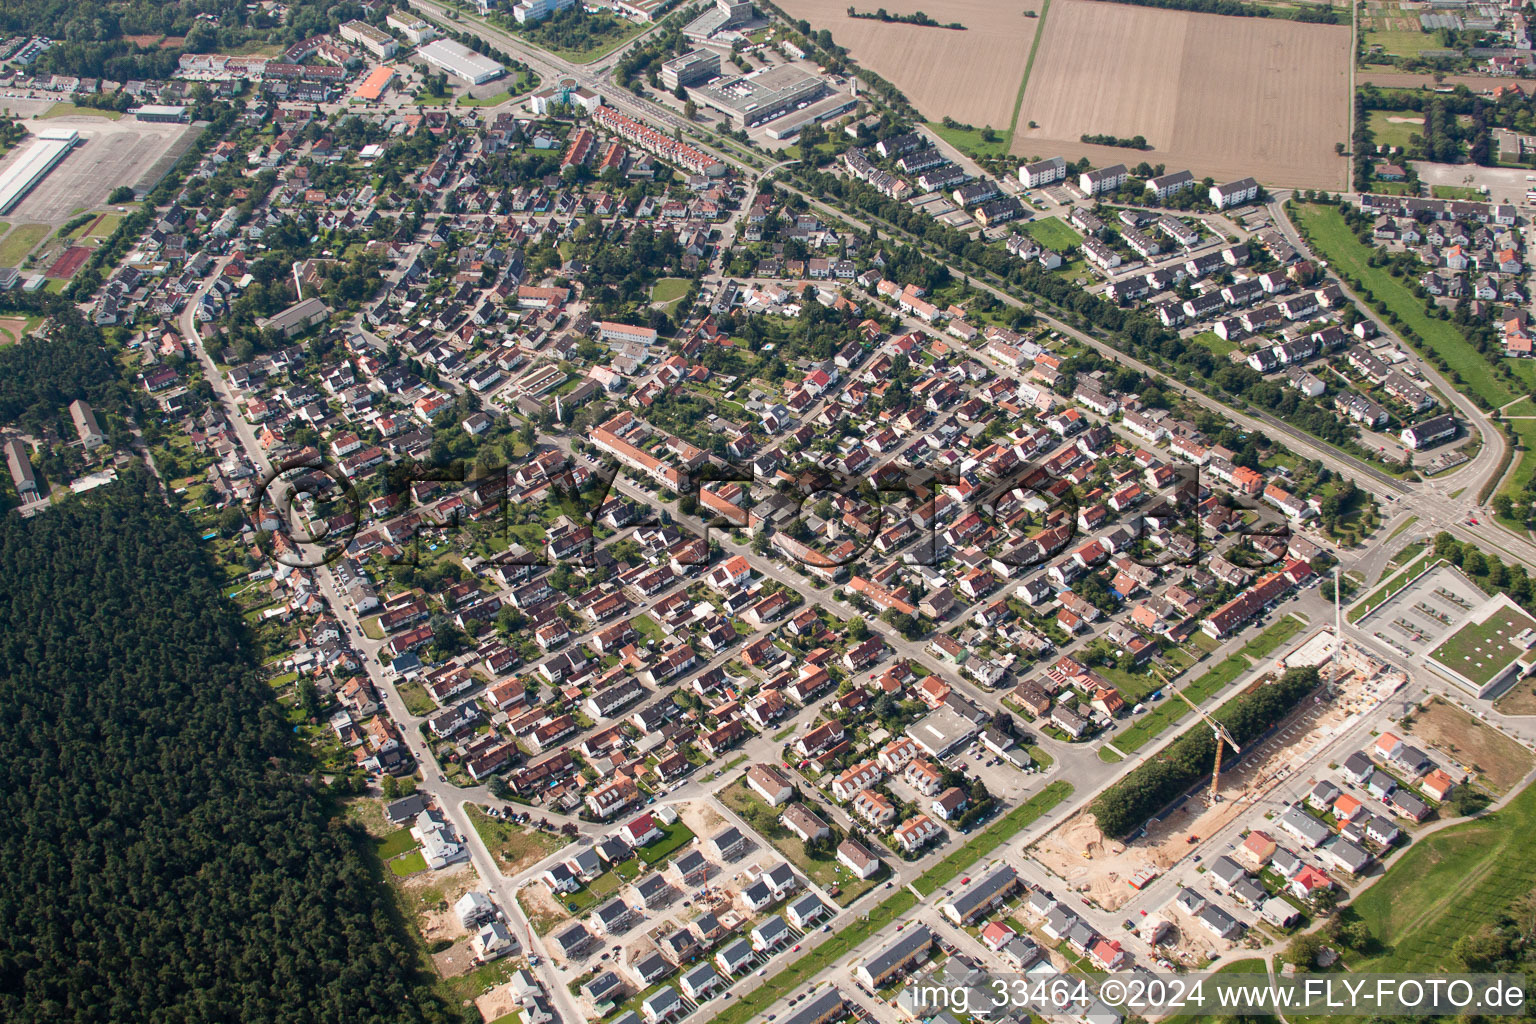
1025 629 1409 959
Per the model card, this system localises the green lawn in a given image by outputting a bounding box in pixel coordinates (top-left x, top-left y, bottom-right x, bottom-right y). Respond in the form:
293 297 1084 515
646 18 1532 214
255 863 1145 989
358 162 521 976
1431 185 1486 201
509 12 648 64
1236 615 1306 661
1365 28 1440 59
1114 652 1253 752
375 826 418 860
910 781 1072 896
925 121 1011 160
1365 109 1425 150
1349 553 1438 622
390 850 428 876
1191 330 1239 358
0 223 49 266
635 822 695 865
1290 203 1517 408
1385 516 1419 543
650 277 690 306
397 680 436 717
41 101 123 120
1024 216 1083 253
1162 957 1275 1024
719 780 880 905
1496 417 1536 516
1350 777 1536 971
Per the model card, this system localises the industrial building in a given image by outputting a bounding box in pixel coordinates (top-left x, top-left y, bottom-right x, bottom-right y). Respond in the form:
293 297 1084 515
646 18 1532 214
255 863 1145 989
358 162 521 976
661 49 720 91
689 63 825 129
684 0 753 40
761 92 857 141
131 104 189 123
513 0 575 24
417 39 505 85
339 20 399 59
0 127 79 216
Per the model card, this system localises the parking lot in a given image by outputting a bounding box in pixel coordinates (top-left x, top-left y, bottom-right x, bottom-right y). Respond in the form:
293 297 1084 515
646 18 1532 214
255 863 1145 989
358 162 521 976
1359 562 1483 660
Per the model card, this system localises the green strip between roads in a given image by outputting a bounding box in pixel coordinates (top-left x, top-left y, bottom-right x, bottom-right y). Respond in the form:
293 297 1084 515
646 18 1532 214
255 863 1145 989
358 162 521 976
709 781 1072 1024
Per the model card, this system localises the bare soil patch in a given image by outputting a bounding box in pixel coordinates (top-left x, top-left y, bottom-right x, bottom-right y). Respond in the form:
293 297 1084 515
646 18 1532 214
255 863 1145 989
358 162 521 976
1031 680 1349 910
1494 680 1536 717
0 316 27 346
1012 0 1350 188
1402 696 1534 794
775 0 1039 129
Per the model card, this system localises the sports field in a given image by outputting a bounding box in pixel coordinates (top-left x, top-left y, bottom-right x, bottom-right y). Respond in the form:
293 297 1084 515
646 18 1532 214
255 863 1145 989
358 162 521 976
775 0 1041 130
1011 0 1351 188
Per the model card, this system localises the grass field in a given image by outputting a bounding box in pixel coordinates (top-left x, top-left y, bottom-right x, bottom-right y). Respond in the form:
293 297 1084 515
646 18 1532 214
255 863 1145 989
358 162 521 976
1291 203 1517 408
926 121 1013 160
1365 109 1424 150
1024 215 1083 252
41 102 123 120
1191 330 1239 358
1349 776 1536 972
1349 551 1437 622
1431 184 1486 200
389 850 428 876
650 277 690 307
375 827 418 860
1115 653 1250 752
720 780 880 904
0 223 49 266
1112 621 1308 753
1364 27 1440 59
1495 417 1536 516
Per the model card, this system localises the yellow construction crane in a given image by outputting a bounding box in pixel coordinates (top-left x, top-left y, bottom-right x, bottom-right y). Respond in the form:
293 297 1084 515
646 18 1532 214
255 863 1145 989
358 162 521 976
1171 688 1242 802
1155 669 1242 802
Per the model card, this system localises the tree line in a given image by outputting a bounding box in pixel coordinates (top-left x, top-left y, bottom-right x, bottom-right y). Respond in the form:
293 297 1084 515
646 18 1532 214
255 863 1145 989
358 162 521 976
1091 666 1322 837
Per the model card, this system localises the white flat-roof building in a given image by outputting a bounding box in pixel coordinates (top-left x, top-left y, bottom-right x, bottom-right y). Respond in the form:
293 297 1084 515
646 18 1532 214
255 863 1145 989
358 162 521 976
340 20 399 59
0 127 78 216
386 13 438 43
514 0 575 24
417 39 504 85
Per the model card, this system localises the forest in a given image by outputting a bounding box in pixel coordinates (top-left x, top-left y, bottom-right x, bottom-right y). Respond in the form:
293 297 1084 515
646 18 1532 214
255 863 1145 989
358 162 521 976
0 292 130 441
0 475 463 1024
1091 666 1321 837
0 0 362 80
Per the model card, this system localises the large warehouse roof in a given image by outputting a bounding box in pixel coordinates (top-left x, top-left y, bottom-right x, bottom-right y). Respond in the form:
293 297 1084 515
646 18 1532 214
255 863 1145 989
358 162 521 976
417 39 504 85
0 127 79 216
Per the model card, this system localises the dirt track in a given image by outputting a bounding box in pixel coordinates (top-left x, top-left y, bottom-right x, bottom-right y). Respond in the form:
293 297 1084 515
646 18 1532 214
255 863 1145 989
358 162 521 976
1011 0 1351 189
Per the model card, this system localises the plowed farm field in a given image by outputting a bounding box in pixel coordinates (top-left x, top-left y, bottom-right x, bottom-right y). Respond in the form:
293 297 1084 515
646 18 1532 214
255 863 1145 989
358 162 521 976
775 0 1039 130
1011 0 1351 188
